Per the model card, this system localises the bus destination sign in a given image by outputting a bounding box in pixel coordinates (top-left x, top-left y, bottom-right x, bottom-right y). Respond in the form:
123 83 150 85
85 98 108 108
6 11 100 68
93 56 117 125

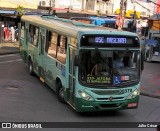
95 37 127 44
81 35 140 47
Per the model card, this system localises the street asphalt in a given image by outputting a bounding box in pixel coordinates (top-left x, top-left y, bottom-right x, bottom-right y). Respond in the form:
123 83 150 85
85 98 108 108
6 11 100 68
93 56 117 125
0 41 159 99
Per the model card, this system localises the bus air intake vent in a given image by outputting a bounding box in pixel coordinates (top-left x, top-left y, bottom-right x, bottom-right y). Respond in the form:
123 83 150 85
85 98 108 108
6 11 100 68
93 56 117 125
92 90 121 95
54 18 63 21
72 21 84 26
41 15 58 19
62 19 72 23
83 24 95 27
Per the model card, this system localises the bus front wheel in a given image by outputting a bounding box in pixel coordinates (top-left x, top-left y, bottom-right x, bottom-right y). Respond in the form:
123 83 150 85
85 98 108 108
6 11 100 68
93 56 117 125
56 82 65 103
29 59 34 76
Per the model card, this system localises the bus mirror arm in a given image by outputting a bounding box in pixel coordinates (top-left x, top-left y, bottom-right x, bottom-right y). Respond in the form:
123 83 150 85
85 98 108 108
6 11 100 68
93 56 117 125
74 55 79 66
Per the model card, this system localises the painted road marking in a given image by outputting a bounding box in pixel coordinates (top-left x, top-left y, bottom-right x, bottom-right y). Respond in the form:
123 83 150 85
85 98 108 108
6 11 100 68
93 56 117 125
0 59 22 64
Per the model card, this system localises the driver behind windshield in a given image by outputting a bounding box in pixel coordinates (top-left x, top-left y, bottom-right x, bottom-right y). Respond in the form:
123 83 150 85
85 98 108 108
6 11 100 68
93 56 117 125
91 52 110 76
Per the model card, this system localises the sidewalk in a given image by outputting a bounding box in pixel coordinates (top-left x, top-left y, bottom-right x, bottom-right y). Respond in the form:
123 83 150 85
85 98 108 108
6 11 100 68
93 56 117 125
0 42 159 99
0 42 19 55
140 61 160 99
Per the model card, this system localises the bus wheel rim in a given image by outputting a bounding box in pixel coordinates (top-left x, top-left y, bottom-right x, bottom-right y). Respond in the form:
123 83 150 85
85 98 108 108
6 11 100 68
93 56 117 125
59 88 64 98
30 64 32 72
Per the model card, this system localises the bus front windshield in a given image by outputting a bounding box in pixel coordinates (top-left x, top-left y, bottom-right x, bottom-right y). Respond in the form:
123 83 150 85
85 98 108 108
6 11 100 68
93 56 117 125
79 49 140 87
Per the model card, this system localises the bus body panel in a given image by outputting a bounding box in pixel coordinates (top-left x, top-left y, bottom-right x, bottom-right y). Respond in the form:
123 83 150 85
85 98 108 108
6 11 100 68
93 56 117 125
20 15 142 112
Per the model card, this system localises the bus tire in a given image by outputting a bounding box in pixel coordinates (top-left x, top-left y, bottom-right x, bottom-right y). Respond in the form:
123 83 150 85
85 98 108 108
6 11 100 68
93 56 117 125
29 59 34 76
56 82 65 103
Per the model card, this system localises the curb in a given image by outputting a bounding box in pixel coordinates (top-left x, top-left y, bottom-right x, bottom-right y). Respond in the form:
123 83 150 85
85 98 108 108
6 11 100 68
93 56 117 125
0 51 19 56
140 92 160 99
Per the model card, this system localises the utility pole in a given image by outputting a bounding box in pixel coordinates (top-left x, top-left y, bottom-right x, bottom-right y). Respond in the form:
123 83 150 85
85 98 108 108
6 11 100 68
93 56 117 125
132 0 136 33
49 0 52 14
118 0 127 30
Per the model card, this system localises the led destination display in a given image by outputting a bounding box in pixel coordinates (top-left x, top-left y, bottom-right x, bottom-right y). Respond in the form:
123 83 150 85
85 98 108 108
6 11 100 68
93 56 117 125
89 37 132 44
94 37 128 44
81 35 140 47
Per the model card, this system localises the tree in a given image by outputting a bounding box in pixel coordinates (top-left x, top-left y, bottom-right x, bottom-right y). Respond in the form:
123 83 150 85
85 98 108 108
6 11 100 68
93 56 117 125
16 5 25 18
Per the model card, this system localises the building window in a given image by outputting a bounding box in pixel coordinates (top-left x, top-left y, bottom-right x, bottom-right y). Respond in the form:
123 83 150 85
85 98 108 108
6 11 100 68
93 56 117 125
86 0 95 10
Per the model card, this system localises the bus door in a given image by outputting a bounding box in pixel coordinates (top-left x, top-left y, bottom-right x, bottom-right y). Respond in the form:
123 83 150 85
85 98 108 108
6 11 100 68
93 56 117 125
19 22 27 63
28 25 39 75
68 46 77 105
38 30 45 80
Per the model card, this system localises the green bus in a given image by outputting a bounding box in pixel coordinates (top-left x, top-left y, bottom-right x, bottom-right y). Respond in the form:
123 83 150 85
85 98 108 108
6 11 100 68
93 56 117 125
20 15 144 112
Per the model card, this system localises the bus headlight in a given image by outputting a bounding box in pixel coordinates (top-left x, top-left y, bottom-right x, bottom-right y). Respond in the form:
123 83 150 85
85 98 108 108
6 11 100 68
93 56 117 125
127 89 140 99
78 91 94 101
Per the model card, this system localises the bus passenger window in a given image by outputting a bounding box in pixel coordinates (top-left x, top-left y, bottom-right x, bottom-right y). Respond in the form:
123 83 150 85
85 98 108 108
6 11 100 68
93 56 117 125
33 27 39 47
57 35 67 64
21 22 25 38
28 25 34 44
48 32 58 58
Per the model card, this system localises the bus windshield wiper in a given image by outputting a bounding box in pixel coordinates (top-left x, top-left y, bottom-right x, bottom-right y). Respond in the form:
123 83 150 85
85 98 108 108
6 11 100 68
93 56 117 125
95 48 110 69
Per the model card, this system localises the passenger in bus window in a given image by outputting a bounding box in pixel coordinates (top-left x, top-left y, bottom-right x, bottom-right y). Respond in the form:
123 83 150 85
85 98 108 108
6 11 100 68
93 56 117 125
113 52 124 68
113 58 124 68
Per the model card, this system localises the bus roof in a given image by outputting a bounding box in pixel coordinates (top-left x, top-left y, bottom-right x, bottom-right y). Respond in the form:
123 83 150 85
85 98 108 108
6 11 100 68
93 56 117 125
21 15 138 37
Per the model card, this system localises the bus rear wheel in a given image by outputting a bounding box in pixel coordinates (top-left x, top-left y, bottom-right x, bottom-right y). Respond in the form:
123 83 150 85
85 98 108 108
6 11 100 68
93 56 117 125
29 59 34 76
56 82 65 103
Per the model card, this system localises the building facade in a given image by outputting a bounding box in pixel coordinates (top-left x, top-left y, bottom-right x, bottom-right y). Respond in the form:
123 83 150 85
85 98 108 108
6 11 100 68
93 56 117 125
0 0 39 9
114 0 156 18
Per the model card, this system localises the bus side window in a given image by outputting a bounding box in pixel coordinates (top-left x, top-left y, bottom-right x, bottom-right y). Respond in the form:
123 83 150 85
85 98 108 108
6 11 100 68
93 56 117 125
21 21 25 38
45 31 50 52
47 32 58 58
33 27 39 47
57 35 67 64
28 24 34 44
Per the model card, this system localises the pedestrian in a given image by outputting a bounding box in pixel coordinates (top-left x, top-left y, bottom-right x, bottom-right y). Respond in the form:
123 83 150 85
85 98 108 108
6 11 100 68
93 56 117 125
4 26 9 41
122 19 129 31
15 26 18 41
10 26 15 43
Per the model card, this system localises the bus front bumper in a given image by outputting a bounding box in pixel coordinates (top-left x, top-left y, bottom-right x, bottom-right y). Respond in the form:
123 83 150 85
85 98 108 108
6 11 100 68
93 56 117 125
74 96 139 112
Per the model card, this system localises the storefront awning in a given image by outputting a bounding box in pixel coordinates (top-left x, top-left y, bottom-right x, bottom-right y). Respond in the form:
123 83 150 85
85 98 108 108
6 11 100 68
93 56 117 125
149 13 160 20
0 10 16 14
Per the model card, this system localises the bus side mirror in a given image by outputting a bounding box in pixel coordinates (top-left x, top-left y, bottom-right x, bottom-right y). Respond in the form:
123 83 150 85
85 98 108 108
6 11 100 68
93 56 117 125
141 52 144 71
74 55 79 66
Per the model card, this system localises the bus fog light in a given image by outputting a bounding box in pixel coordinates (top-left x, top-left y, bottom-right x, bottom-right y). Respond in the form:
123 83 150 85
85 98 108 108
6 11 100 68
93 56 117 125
78 91 94 101
127 89 140 99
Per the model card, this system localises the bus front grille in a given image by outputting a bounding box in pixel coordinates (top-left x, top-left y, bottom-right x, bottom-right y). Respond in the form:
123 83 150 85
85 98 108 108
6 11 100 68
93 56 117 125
97 97 124 101
100 104 120 108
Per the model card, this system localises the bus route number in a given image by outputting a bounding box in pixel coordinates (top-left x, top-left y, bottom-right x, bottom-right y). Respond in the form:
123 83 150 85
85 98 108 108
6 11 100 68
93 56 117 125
120 89 132 94
95 37 104 43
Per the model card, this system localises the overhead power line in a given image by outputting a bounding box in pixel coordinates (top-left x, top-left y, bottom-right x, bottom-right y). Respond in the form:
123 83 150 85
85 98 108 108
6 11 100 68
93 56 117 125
147 0 160 7
135 1 155 14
